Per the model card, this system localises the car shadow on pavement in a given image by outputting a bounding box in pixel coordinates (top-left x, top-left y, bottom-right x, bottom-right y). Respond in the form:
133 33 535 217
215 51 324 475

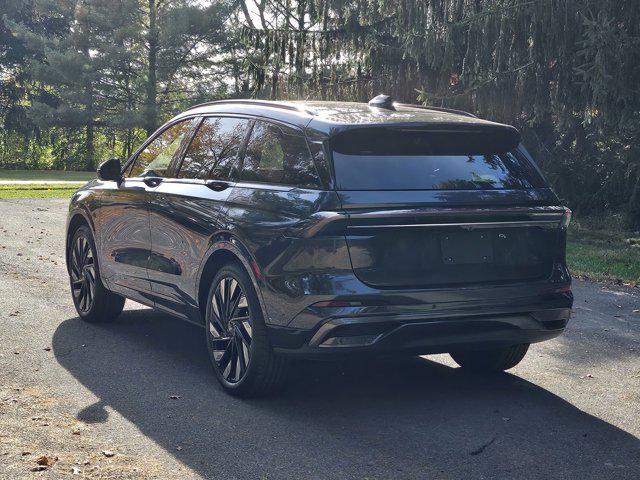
53 309 640 480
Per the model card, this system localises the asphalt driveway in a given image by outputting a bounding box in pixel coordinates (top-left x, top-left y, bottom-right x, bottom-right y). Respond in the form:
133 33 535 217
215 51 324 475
0 199 639 479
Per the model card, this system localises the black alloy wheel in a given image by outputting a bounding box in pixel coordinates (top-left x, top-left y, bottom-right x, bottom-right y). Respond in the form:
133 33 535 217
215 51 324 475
68 226 125 323
208 276 253 383
70 234 96 313
205 262 288 396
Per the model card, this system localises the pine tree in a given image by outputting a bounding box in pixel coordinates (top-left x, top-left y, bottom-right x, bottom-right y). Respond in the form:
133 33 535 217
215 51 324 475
234 0 640 224
1 0 69 167
5 0 230 169
6 0 141 170
138 0 230 135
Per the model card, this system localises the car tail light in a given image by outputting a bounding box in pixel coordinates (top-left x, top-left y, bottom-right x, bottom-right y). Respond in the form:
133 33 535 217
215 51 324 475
561 207 572 229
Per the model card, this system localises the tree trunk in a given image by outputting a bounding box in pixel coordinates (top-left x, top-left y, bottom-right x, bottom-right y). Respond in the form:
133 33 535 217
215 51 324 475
146 0 158 137
85 120 94 171
83 59 94 168
295 1 306 98
628 168 640 229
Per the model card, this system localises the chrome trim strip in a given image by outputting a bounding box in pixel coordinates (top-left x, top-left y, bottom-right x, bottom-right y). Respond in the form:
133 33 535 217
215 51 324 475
348 207 565 220
347 220 561 229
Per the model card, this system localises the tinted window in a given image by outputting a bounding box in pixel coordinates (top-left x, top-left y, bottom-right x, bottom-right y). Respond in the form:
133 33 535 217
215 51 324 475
128 120 192 177
178 117 250 180
240 121 320 188
331 128 545 190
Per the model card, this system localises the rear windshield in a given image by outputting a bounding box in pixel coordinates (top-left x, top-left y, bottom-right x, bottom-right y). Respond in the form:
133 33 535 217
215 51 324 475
331 128 546 190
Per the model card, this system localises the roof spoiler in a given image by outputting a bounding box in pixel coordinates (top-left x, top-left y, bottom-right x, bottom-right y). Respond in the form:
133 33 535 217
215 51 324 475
397 103 477 118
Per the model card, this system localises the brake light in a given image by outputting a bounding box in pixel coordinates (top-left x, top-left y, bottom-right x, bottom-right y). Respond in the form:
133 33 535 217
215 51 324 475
561 207 572 229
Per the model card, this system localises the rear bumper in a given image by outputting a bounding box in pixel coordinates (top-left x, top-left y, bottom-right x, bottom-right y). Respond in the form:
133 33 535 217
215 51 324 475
269 299 572 358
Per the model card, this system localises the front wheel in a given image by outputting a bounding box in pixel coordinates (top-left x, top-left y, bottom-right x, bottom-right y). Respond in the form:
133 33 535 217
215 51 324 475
69 226 125 322
449 344 530 372
205 262 288 397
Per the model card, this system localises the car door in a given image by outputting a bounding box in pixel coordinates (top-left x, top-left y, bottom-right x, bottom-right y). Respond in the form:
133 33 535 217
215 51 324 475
93 118 196 305
146 115 252 322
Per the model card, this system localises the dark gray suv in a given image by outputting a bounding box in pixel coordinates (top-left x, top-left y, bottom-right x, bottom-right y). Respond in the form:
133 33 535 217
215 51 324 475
65 96 573 396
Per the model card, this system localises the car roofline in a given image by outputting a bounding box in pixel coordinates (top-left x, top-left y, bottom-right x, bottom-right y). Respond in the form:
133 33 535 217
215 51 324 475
174 99 505 138
184 99 318 116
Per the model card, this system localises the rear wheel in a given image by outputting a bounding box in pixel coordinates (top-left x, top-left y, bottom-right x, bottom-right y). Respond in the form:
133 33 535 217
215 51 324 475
449 344 529 372
69 226 125 322
205 262 288 397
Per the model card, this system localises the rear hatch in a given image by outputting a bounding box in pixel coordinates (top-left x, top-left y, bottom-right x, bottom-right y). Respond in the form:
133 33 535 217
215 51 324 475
330 126 566 289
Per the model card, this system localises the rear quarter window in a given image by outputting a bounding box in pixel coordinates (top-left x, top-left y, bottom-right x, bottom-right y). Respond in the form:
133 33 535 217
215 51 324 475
240 121 321 189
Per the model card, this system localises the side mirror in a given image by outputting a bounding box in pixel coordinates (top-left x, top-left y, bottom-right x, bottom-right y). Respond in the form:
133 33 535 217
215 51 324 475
97 158 122 182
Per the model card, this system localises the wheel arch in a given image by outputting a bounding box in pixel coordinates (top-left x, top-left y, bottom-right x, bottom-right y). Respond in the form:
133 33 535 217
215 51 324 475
196 237 269 324
65 210 93 274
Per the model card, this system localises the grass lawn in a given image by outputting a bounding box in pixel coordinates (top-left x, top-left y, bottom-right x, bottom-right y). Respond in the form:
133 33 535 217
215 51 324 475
567 226 640 285
0 184 79 199
0 169 94 182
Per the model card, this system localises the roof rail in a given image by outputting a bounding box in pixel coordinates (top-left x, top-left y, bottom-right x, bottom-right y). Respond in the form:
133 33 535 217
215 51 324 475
397 103 477 118
186 99 316 116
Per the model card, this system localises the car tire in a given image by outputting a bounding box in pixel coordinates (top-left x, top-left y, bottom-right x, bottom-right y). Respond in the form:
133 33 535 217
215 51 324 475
69 225 125 323
205 261 288 397
449 344 530 372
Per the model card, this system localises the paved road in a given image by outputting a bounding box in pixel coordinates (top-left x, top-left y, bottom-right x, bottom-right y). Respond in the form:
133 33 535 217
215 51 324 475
0 198 639 479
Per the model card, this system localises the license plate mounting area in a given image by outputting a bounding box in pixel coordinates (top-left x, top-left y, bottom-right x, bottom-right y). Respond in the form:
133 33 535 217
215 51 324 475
440 231 494 265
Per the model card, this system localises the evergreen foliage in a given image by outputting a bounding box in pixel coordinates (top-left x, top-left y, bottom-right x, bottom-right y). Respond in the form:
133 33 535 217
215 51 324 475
1 0 639 226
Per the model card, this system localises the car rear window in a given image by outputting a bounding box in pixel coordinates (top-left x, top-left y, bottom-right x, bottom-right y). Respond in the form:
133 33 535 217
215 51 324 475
330 128 546 190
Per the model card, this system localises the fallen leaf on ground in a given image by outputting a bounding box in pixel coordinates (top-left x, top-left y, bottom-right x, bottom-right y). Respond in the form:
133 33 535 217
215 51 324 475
36 455 56 466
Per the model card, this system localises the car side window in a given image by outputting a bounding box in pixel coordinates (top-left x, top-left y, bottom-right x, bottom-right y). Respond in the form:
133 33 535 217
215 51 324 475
127 120 192 178
240 121 320 188
178 117 250 180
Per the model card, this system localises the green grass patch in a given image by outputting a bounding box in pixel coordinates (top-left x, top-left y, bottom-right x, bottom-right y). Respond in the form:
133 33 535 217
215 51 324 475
567 224 640 285
0 184 79 199
0 169 94 182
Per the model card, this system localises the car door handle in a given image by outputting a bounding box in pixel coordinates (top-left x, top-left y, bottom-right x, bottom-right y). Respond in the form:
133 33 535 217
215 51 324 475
143 177 163 187
206 180 231 192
